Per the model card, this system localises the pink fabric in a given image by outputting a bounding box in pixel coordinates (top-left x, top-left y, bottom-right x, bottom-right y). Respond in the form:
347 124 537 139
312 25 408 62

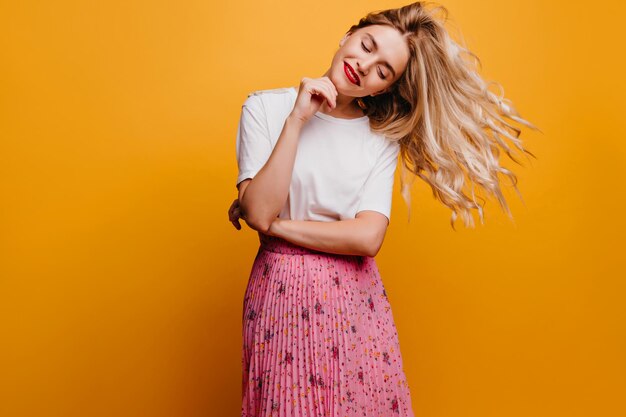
242 232 415 416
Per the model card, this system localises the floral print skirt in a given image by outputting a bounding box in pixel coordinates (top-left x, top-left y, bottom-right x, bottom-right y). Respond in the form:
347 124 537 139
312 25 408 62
242 232 415 417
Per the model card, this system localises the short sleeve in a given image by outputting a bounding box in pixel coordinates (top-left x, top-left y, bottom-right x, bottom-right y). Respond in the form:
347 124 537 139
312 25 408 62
355 138 400 223
235 94 272 188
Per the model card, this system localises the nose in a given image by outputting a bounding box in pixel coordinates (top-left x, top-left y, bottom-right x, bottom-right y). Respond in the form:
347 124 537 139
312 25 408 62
357 58 374 76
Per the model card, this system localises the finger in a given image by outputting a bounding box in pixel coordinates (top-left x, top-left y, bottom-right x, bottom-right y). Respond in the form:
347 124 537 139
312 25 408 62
323 77 339 96
326 87 337 109
321 82 337 108
228 200 237 215
308 85 323 97
308 81 329 98
312 83 335 108
229 207 241 223
233 212 242 228
234 207 247 221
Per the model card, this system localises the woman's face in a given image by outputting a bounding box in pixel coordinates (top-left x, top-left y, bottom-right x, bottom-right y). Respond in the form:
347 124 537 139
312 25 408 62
330 25 410 98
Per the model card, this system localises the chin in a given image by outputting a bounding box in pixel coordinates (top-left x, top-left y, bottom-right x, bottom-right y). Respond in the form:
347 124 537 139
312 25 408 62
329 74 349 93
328 67 355 96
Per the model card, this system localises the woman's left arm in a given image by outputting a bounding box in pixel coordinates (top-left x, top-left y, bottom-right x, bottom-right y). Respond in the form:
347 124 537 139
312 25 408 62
267 211 389 257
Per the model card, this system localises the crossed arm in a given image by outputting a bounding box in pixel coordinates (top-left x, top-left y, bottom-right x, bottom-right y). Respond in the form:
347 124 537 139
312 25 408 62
230 179 389 257
234 109 389 257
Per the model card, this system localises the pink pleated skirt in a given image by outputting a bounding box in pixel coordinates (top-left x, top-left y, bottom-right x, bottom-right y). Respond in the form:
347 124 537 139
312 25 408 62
242 232 415 417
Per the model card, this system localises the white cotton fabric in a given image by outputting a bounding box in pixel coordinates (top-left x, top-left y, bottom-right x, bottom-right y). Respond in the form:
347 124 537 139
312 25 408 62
235 86 400 223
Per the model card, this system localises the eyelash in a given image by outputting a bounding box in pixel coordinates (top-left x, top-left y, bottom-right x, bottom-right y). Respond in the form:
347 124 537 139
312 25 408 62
361 42 387 79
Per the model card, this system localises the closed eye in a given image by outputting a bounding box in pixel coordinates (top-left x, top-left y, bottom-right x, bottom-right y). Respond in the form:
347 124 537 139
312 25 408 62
360 42 388 80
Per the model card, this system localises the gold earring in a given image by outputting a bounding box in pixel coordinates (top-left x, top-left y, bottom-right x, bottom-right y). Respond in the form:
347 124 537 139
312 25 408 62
356 97 367 110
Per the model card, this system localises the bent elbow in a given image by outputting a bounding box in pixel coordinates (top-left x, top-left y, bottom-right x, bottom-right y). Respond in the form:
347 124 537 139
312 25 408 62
245 214 273 234
239 194 275 234
242 209 273 234
239 201 267 232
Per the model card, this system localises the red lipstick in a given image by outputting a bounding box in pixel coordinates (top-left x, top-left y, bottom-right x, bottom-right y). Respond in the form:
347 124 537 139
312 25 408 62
344 62 360 86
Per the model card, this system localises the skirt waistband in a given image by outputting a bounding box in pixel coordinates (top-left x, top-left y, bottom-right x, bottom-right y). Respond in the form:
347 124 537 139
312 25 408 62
258 232 365 259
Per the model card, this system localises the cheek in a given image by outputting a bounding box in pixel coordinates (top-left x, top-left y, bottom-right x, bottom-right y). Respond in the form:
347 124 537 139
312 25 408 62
368 78 386 90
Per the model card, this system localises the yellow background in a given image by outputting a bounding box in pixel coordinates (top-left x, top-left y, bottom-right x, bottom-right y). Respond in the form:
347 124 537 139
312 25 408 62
1 1 624 416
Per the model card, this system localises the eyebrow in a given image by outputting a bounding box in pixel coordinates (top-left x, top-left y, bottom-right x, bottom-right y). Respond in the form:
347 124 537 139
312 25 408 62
365 32 397 78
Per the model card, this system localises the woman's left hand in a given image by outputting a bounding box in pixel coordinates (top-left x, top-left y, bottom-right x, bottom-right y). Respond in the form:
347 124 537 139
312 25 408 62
228 198 243 230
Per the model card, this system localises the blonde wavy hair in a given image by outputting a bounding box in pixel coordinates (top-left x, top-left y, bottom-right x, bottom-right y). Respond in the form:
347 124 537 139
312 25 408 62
352 1 541 229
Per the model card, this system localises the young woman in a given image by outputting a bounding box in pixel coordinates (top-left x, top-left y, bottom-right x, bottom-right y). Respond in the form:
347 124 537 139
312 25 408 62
228 2 538 416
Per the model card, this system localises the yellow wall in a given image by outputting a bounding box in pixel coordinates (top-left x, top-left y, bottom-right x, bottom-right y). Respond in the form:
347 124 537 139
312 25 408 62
1 1 624 416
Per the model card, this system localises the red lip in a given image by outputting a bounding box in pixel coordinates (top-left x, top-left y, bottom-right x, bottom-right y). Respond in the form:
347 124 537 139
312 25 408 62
344 62 360 86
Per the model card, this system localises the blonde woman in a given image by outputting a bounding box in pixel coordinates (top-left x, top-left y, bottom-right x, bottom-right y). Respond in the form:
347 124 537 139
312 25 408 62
228 2 538 416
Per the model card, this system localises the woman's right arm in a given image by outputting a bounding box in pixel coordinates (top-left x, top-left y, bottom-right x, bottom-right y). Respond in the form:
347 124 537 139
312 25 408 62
238 114 306 233
238 78 338 233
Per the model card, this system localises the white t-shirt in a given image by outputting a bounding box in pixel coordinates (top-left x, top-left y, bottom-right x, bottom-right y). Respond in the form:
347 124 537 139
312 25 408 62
235 86 400 223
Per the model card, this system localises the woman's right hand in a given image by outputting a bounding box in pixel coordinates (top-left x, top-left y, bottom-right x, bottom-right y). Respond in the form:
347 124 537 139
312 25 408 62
290 77 338 123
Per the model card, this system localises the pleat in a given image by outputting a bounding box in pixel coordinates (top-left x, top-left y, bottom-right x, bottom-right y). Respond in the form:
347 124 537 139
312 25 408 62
242 234 415 417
